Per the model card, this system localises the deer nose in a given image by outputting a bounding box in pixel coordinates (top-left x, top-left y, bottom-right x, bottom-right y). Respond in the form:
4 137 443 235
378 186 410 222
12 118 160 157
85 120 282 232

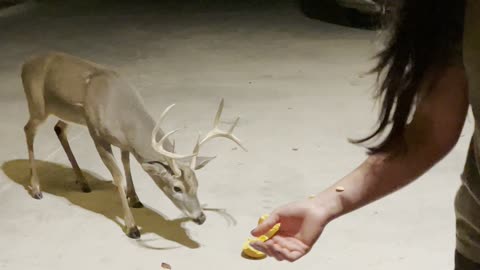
193 213 206 225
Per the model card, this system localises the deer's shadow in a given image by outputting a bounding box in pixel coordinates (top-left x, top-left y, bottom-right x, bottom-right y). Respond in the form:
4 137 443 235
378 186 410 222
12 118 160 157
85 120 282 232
2 159 200 249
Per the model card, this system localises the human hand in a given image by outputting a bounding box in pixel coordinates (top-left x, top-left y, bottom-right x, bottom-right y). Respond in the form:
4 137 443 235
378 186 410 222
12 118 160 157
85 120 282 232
249 198 332 262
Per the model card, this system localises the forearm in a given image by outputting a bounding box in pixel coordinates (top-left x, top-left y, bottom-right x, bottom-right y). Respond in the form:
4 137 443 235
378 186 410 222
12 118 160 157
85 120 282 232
313 132 455 222
313 66 468 222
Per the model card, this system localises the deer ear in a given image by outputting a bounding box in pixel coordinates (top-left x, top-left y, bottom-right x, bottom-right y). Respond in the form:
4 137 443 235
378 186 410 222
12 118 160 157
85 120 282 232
141 162 169 176
141 163 160 174
193 156 216 170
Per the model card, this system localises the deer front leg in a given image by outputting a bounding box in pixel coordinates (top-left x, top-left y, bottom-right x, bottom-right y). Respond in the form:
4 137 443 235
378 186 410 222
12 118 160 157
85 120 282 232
92 139 140 239
24 119 43 199
54 120 91 193
121 151 143 208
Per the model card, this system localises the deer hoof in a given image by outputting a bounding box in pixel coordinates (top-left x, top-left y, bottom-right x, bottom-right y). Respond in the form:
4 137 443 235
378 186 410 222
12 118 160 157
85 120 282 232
128 196 143 208
130 201 144 208
31 191 43 200
81 184 91 193
127 227 141 239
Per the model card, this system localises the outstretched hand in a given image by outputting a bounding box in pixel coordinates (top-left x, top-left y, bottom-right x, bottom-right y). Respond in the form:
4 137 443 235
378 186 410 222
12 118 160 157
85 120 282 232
249 198 331 262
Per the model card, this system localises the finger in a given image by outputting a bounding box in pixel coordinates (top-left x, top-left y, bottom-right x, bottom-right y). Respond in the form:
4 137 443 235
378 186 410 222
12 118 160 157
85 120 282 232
269 242 287 261
273 237 310 254
250 241 280 260
283 250 304 262
271 237 309 262
249 241 269 255
250 213 280 237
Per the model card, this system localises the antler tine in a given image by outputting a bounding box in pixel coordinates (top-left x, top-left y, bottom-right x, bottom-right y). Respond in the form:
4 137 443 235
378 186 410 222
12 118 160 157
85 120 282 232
228 117 240 133
155 128 195 178
152 103 199 177
190 133 201 169
152 103 176 147
197 99 248 152
213 98 224 128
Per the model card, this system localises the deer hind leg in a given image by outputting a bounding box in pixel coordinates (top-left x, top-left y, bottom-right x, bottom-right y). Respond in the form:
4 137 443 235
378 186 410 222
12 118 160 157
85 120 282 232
89 132 140 238
54 120 91 193
24 117 45 199
121 151 143 208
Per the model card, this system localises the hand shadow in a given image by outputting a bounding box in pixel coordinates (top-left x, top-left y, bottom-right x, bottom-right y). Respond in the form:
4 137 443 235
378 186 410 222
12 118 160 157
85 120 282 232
1 159 200 250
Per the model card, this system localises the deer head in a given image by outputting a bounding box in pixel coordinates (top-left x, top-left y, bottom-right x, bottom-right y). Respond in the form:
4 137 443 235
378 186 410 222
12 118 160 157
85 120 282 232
141 99 247 225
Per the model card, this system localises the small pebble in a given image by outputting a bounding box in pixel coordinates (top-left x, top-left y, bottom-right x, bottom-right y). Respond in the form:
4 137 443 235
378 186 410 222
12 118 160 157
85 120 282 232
232 147 238 151
335 186 345 192
161 263 171 269
292 148 299 151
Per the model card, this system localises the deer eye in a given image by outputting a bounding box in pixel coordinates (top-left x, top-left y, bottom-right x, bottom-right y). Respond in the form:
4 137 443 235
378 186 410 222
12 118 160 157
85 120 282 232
173 186 183 193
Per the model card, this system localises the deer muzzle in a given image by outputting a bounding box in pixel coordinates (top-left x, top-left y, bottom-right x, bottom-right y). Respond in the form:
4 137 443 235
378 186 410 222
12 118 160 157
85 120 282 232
192 212 206 225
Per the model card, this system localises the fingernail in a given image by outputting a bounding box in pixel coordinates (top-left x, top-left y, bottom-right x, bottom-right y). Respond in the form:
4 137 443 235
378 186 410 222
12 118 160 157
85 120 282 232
250 242 264 252
250 244 261 251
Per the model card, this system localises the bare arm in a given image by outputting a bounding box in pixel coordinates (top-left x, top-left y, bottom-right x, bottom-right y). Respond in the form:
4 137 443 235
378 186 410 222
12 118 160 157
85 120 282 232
249 66 469 262
316 66 469 221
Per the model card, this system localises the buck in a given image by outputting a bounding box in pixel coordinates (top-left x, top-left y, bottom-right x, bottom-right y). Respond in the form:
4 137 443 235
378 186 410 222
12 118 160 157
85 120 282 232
21 52 247 239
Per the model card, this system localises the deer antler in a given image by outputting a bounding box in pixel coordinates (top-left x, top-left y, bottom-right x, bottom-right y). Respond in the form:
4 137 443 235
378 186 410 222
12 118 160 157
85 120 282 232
152 103 195 177
190 98 247 169
153 100 247 173
200 99 247 150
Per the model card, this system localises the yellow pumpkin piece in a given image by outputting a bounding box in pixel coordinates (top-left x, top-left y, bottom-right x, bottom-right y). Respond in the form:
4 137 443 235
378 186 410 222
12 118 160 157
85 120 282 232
264 223 281 239
242 214 282 259
257 235 269 242
242 239 266 259
258 214 269 224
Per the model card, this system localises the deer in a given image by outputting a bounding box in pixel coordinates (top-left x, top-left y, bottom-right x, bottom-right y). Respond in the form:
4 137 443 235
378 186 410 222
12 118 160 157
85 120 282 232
20 51 247 239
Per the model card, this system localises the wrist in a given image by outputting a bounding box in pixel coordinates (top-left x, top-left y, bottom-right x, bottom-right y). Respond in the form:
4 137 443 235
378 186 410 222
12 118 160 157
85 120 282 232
309 189 345 223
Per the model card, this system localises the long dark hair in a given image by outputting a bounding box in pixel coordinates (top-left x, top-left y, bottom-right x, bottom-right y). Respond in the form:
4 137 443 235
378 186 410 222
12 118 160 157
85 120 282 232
351 0 466 154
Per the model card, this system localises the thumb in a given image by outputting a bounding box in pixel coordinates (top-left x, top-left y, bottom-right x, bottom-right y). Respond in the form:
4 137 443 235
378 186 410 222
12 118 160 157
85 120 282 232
250 213 280 237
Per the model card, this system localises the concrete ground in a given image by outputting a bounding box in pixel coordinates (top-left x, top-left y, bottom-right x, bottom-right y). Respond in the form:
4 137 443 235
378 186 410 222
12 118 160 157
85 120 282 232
0 1 473 269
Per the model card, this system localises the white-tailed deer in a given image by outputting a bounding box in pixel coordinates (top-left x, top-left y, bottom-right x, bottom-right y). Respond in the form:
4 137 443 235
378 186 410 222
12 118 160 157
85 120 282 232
21 52 247 239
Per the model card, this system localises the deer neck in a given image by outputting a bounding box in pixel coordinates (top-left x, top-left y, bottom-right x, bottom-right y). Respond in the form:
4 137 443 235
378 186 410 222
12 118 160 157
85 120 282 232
128 113 174 164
